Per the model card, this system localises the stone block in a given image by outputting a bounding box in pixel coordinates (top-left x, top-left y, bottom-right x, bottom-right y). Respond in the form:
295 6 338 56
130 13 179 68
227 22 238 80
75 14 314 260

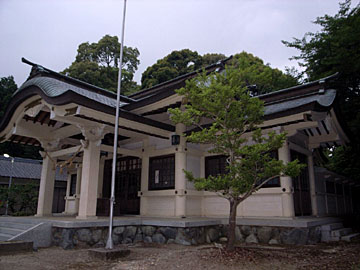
257 227 272 244
77 229 92 243
60 229 74 250
206 228 219 243
134 233 143 243
144 236 152 243
245 234 258 244
113 227 125 235
152 233 166 244
235 226 244 243
159 227 177 239
143 226 156 236
92 229 102 244
123 226 137 240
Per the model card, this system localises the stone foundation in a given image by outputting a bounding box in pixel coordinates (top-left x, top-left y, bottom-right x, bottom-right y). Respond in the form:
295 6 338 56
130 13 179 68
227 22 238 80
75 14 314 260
52 224 322 249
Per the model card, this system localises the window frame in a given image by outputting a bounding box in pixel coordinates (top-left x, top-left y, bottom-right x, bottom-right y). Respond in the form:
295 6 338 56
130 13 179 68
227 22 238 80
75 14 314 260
148 154 175 190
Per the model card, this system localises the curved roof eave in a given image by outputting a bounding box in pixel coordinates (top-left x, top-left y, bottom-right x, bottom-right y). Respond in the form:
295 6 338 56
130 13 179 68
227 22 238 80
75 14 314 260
0 85 175 138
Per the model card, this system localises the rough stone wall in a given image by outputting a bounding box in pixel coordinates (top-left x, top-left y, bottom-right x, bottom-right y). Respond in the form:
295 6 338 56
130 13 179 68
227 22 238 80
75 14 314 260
52 225 322 250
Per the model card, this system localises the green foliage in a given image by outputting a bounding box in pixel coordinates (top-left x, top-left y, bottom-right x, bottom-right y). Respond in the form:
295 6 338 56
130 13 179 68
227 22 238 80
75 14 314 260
283 0 360 181
63 34 140 95
141 49 204 89
0 183 38 215
0 76 17 119
169 65 303 200
326 146 360 182
169 64 303 250
141 50 298 92
228 52 299 94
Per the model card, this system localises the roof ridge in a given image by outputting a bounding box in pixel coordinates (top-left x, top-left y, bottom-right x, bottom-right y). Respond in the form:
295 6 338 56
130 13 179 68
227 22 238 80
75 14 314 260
21 57 135 103
129 56 233 99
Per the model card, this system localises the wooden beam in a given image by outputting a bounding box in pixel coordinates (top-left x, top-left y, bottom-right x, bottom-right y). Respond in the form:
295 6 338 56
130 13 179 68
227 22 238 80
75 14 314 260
100 144 142 157
49 145 83 158
76 106 171 139
50 124 81 140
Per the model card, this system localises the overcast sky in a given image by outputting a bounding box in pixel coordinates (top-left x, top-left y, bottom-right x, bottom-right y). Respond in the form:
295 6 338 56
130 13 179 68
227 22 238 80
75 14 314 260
0 0 357 87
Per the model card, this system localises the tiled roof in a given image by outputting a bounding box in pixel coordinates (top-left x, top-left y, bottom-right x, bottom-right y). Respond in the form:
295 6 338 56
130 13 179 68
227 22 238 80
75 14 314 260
0 156 67 181
264 89 337 116
16 76 128 108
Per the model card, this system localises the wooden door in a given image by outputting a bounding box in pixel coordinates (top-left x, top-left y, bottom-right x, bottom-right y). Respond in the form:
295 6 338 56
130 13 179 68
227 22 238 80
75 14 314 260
97 157 141 216
291 150 312 216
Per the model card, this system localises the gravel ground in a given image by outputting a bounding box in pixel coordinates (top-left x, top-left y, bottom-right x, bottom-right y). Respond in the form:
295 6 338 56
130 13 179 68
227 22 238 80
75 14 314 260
1 241 360 270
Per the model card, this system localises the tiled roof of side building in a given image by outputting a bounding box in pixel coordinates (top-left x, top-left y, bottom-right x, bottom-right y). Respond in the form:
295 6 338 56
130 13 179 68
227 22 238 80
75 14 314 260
0 156 67 181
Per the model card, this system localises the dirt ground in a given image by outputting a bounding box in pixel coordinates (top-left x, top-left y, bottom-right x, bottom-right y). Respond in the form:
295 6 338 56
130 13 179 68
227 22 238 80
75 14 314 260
1 241 360 270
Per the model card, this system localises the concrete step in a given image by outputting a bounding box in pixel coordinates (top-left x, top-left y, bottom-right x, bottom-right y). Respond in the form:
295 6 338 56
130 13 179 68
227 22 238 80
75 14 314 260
342 233 360 242
331 228 353 238
0 232 13 241
0 221 33 230
0 227 24 236
0 241 33 255
321 223 344 231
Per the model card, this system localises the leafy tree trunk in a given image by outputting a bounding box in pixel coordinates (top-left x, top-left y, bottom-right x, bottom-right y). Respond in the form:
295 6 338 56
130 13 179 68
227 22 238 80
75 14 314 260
227 198 240 251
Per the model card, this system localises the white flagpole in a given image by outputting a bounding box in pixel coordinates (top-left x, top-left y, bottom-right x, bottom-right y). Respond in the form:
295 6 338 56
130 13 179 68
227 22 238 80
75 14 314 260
106 0 128 250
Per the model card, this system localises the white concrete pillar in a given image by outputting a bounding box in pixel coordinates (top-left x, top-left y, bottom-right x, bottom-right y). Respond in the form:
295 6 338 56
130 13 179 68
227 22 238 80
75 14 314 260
64 173 72 213
175 123 187 217
77 125 105 219
36 154 56 216
278 140 295 217
308 154 318 216
74 165 82 213
140 139 149 215
97 156 106 198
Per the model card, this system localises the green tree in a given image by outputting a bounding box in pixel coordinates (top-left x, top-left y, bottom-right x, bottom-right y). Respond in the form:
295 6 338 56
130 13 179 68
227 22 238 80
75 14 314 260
0 183 38 215
283 0 360 181
141 49 203 89
228 52 299 94
201 53 227 66
0 76 17 119
169 66 303 251
63 35 140 95
141 50 298 92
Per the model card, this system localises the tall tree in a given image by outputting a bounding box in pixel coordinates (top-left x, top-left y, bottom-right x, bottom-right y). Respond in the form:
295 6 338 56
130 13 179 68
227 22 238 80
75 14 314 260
0 76 17 119
141 49 203 89
141 50 298 91
229 52 299 94
283 0 360 181
169 66 302 251
63 35 140 95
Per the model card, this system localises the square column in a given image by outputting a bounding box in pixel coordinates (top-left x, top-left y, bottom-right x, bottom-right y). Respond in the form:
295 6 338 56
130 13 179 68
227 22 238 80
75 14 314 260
308 154 318 216
175 123 187 217
36 154 56 216
74 165 82 213
278 140 295 217
64 173 72 214
140 139 149 215
97 156 106 198
77 125 106 219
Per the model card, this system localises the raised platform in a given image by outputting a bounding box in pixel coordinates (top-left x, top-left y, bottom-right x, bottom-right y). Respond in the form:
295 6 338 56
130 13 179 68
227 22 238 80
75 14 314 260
0 215 341 229
0 215 343 249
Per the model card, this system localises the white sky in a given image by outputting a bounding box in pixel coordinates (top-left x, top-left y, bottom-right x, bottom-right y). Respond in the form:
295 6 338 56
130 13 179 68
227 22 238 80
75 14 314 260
0 0 357 87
